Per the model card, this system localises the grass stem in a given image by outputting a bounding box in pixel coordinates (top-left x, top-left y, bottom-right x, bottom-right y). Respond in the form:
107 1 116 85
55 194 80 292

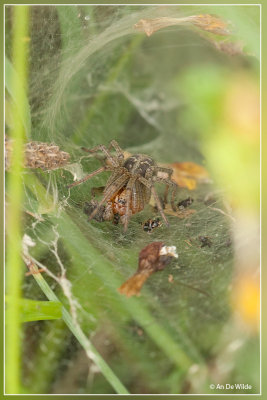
29 260 129 394
5 5 29 394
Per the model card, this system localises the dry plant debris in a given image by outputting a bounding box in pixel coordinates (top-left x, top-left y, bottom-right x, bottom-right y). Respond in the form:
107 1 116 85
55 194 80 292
190 14 230 35
163 204 196 219
213 40 244 56
23 232 80 327
5 137 70 171
167 161 211 190
134 14 230 37
178 197 194 209
199 236 212 248
118 242 178 297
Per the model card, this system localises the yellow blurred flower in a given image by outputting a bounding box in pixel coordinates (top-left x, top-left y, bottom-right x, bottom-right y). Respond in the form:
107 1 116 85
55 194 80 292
231 273 260 332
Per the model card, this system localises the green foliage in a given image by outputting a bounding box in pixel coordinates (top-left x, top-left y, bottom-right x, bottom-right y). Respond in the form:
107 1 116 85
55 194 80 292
5 57 31 138
5 5 260 395
5 297 62 322
5 6 30 395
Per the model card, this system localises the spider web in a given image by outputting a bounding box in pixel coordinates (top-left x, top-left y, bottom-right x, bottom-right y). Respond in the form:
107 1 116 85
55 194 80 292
5 4 260 395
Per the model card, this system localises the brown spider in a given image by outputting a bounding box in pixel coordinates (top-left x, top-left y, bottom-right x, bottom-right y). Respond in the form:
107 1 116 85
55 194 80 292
68 140 177 231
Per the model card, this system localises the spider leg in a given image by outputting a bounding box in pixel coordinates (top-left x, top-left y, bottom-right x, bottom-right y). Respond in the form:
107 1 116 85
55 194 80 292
153 176 178 211
170 183 178 211
132 180 142 213
133 180 148 213
154 166 174 178
81 144 119 167
150 186 170 227
88 174 129 221
67 166 108 189
152 165 177 209
108 140 125 165
139 177 169 227
123 177 137 232
163 186 169 206
105 167 128 188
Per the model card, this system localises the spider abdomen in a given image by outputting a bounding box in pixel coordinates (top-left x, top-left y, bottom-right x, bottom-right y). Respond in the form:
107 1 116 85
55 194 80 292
123 154 155 177
109 183 150 216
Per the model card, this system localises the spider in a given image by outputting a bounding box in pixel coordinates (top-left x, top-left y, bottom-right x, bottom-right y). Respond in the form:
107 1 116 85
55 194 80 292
68 140 178 231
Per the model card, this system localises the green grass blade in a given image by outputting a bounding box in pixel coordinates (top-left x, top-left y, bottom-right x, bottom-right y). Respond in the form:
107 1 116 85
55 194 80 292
5 297 62 322
5 6 30 394
5 56 31 138
29 261 129 394
25 320 67 394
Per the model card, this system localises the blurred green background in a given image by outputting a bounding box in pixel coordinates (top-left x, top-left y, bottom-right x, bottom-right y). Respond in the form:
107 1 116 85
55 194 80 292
5 5 260 395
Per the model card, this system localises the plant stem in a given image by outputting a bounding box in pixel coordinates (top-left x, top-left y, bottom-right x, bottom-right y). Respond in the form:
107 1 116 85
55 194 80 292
5 5 29 394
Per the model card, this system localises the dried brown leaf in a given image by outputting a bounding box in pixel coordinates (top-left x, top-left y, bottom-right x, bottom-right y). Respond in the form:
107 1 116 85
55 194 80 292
118 242 178 297
134 17 187 37
190 14 230 36
118 270 152 297
134 14 230 37
167 161 210 190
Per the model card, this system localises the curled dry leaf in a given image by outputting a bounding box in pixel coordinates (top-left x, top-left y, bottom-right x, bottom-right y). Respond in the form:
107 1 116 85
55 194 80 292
134 17 187 37
190 14 230 36
118 242 178 297
167 161 211 190
134 14 230 37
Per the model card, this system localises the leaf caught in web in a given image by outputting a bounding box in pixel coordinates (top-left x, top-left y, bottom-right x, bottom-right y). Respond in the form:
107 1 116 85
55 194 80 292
134 14 230 37
190 14 230 36
118 242 178 297
167 161 211 190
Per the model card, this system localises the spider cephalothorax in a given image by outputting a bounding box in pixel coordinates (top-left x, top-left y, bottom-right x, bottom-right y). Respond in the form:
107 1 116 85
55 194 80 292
123 154 155 176
68 140 177 231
